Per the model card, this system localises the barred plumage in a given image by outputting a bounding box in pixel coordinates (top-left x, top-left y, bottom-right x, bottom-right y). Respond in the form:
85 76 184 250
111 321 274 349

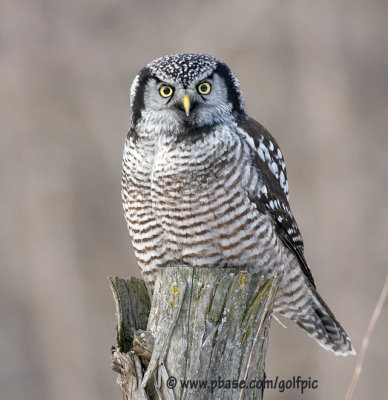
121 53 355 356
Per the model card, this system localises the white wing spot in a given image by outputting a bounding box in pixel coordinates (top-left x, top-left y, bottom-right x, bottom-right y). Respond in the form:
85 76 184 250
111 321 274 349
259 143 270 162
279 170 286 188
269 161 278 176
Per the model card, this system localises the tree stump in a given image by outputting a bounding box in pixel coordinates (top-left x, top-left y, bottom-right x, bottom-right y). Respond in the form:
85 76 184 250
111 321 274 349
109 266 280 400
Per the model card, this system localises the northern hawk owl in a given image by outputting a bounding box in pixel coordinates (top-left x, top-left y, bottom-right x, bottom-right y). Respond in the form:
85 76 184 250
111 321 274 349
121 53 355 356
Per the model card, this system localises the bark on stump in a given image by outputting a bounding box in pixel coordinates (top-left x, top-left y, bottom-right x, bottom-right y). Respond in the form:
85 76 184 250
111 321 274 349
109 266 279 400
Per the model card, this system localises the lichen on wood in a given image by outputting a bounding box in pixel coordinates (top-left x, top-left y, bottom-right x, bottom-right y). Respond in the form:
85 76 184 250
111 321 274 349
109 267 280 400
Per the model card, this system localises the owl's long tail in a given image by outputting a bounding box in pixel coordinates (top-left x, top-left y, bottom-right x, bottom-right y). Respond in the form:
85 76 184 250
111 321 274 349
296 288 355 356
274 268 356 356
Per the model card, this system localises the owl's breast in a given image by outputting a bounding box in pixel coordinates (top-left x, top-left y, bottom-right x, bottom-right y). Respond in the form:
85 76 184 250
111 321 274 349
148 128 279 271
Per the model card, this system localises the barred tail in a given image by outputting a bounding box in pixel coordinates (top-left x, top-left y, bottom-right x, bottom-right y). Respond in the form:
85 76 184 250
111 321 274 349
275 265 356 356
294 288 355 356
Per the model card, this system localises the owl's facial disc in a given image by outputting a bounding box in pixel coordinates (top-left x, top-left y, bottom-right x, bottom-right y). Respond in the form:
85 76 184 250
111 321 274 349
130 54 247 133
148 73 234 130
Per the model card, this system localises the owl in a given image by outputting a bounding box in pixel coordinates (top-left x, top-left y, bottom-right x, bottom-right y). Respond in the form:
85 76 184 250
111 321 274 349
121 53 355 356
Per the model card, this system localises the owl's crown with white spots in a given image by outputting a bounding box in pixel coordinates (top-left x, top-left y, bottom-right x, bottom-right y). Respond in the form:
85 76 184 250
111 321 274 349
147 54 219 87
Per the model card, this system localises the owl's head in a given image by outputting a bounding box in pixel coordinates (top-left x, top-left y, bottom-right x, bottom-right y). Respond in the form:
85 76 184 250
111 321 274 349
130 54 247 135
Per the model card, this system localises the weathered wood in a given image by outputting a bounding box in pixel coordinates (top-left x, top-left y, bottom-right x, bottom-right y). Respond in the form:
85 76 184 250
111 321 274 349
133 330 155 361
111 348 149 400
108 276 151 352
110 267 280 400
109 277 152 399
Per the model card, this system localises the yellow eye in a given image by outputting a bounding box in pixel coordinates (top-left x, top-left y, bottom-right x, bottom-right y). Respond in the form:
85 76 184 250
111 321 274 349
197 82 211 95
159 85 174 98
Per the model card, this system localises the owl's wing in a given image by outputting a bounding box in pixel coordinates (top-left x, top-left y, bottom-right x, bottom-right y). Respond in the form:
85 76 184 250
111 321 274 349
238 117 315 288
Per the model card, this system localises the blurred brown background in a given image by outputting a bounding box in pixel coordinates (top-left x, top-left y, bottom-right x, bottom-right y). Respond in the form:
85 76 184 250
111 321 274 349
1 0 387 399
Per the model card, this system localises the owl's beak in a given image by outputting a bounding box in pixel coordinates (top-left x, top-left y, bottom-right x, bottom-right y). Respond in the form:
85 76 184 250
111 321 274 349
182 93 191 117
